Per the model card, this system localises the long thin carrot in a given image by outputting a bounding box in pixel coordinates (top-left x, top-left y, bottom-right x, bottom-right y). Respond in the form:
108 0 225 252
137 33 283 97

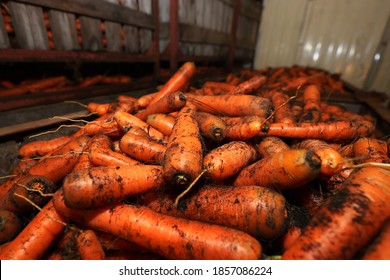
233 149 322 191
299 84 321 123
143 184 289 240
147 62 196 107
162 105 204 187
62 165 166 209
53 189 262 260
270 91 296 124
0 199 66 260
282 166 390 260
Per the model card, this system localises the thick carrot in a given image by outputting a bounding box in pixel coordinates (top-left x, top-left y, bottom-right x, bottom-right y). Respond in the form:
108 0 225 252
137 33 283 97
76 229 105 260
117 95 138 106
222 115 269 141
353 137 390 164
226 75 266 95
203 141 257 181
119 128 166 164
195 111 227 142
18 135 72 158
186 93 273 118
135 91 187 121
146 113 176 136
202 81 237 94
282 166 390 260
0 175 56 214
94 230 144 252
293 139 344 177
225 73 241 85
254 136 290 158
62 164 166 209
10 157 38 176
86 102 113 116
360 218 390 260
233 149 321 191
84 114 123 139
163 105 204 187
0 199 66 260
53 189 262 260
299 84 321 123
73 138 94 171
0 209 22 244
137 92 157 109
147 62 196 107
270 91 296 124
260 120 375 141
143 184 289 240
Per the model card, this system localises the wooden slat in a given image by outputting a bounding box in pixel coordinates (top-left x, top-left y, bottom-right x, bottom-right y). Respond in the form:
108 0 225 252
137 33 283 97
103 0 122 53
122 0 139 53
0 11 10 48
138 0 152 53
48 10 79 50
80 16 104 51
179 23 230 46
8 2 49 49
13 0 155 29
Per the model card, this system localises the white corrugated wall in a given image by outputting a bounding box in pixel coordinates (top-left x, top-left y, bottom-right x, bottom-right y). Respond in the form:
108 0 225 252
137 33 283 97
254 0 390 95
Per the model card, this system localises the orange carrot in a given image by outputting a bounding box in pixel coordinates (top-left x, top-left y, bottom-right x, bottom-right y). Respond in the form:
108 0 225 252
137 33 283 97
147 62 196 107
78 75 104 88
101 75 132 84
282 166 390 260
137 92 157 109
0 199 66 260
10 157 38 176
94 230 144 252
233 149 322 191
86 102 113 116
62 165 166 209
353 137 390 164
360 218 390 260
222 115 269 141
195 111 227 142
254 136 290 158
226 75 266 95
84 114 123 139
143 184 289 240
299 84 321 123
135 91 186 121
163 105 204 187
203 81 237 94
146 113 176 136
53 189 262 260
0 209 22 244
18 135 72 158
75 229 105 260
260 120 375 141
270 91 296 123
203 141 257 181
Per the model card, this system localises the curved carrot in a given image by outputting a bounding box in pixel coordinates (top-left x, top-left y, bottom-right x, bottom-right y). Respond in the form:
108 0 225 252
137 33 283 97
233 149 322 191
0 209 22 244
163 105 204 187
222 115 269 141
53 189 262 260
0 199 66 260
282 166 390 260
143 184 289 240
147 62 196 107
137 92 157 109
270 91 296 124
62 165 166 209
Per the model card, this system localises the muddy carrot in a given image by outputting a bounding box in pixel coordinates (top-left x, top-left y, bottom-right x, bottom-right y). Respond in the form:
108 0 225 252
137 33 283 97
195 111 227 142
353 137 390 164
18 135 72 158
0 209 22 244
254 136 290 158
226 75 266 95
76 229 105 260
146 113 176 136
222 115 269 141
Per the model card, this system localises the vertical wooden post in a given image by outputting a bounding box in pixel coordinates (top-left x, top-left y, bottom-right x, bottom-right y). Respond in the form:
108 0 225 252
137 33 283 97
151 0 161 79
227 0 240 70
169 0 179 73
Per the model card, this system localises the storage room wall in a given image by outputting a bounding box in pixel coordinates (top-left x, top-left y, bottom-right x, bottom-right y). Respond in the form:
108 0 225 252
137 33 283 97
254 0 390 96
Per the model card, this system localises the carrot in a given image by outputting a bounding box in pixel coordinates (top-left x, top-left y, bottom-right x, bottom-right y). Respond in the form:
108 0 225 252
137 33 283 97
270 91 296 123
114 110 167 143
186 93 273 118
226 75 266 95
0 199 66 260
146 113 176 136
233 149 322 191
162 105 204 187
222 115 269 141
260 120 375 141
94 230 145 252
53 189 262 260
225 73 241 85
292 139 345 177
75 229 105 260
135 91 187 121
72 138 95 171
137 92 157 109
195 111 227 142
0 209 22 244
282 166 390 260
353 137 390 164
203 141 257 181
117 95 138 105
300 84 321 123
84 113 123 139
143 184 289 240
119 128 166 165
18 135 72 158
147 62 196 107
0 175 56 214
254 136 290 158
104 250 164 260
78 75 104 88
360 218 390 260
10 157 38 176
203 81 237 94
62 164 166 209
86 102 113 116
290 98 304 119
101 75 132 84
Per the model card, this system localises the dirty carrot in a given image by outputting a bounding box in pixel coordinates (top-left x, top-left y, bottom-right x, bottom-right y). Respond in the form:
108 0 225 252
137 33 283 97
353 137 390 164
163 105 204 187
360 218 390 260
53 189 262 260
226 75 266 95
18 135 72 158
222 115 269 141
299 84 321 123
146 113 176 136
233 149 322 191
195 111 227 142
254 136 290 158
147 62 196 107
0 199 66 260
0 209 22 244
62 164 166 209
282 166 390 260
137 92 157 109
78 75 104 88
270 91 296 124
76 229 105 260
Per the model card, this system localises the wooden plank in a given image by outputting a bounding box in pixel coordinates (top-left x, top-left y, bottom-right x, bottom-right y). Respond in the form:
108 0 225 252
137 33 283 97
13 0 155 29
122 0 139 53
8 1 49 49
103 0 122 53
180 24 230 46
138 0 152 53
80 16 104 51
48 10 79 50
0 10 10 48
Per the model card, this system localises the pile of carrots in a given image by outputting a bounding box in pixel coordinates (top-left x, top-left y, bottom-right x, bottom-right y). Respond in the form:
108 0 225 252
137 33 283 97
0 61 389 260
